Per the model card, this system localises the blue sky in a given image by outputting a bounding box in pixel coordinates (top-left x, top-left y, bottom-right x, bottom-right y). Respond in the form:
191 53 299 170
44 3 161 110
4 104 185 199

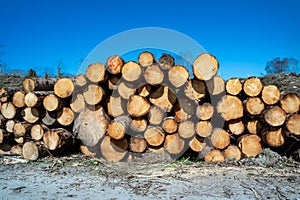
0 0 299 79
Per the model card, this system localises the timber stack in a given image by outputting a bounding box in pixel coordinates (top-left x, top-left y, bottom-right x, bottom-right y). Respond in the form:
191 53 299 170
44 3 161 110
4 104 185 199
0 52 299 162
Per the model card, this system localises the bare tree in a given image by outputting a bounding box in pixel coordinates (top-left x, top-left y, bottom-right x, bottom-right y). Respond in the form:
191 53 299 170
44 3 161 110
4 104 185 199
57 59 64 78
265 57 299 74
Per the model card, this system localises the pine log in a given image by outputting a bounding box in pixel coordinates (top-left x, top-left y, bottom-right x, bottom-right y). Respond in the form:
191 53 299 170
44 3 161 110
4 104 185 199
22 141 39 160
80 144 96 157
280 93 300 114
245 97 265 115
162 117 178 134
148 106 165 125
30 124 44 141
210 128 230 149
0 88 9 102
178 120 195 139
100 135 128 162
107 115 131 140
127 95 151 117
262 127 285 147
204 149 225 162
73 107 109 147
138 51 154 67
75 74 87 88
15 137 24 144
286 114 300 136
246 119 262 134
117 82 136 100
206 76 225 95
144 64 164 86
196 103 214 120
189 136 206 152
174 102 192 122
86 63 106 83
159 53 174 69
223 145 242 160
70 93 86 113
225 78 242 96
176 98 196 117
24 92 43 107
196 121 212 137
42 111 56 126
164 133 185 155
1 102 16 119
122 61 142 82
243 77 263 97
136 84 152 98
238 134 263 157
261 85 280 105
184 79 206 102
22 77 56 92
5 120 15 133
106 95 125 117
168 65 189 88
43 128 73 150
228 119 244 135
263 106 286 127
193 53 219 81
57 107 74 126
13 122 31 137
43 94 63 112
12 91 25 108
130 118 147 133
83 84 104 105
54 78 74 98
106 55 124 74
149 86 177 112
216 95 243 121
129 136 147 153
144 126 165 146
10 145 23 156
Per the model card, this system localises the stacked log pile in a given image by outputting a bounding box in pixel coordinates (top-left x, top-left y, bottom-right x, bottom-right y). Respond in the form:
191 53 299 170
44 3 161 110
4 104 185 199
0 52 299 162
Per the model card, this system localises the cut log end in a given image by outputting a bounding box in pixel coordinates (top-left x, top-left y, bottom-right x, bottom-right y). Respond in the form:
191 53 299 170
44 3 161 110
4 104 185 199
193 53 219 81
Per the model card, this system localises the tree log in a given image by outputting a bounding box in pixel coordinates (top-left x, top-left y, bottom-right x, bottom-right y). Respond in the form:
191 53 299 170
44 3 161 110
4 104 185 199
22 77 56 92
228 119 244 135
210 128 230 149
86 63 106 83
245 97 265 115
12 91 25 108
280 93 300 114
129 136 147 153
193 53 219 81
138 51 154 67
57 107 74 126
1 102 16 119
149 86 177 112
238 134 263 157
216 95 243 121
243 77 263 97
246 119 262 134
5 120 15 133
130 118 148 133
262 127 285 147
148 106 165 125
144 126 165 147
70 93 86 113
189 136 206 152
100 135 128 162
136 84 152 98
117 82 136 100
43 128 73 150
196 121 212 137
54 78 74 98
164 133 185 155
127 95 151 117
196 103 214 120
263 106 286 127
43 94 63 112
75 74 87 88
261 85 280 105
122 61 142 82
226 78 242 96
106 95 125 117
223 145 242 160
206 76 225 95
24 92 43 107
144 64 164 86
0 87 9 102
178 120 195 139
168 65 189 88
83 84 104 105
80 144 96 157
159 53 174 69
204 149 225 162
286 114 300 136
13 122 31 137
162 117 178 134
42 111 56 126
31 124 44 141
107 115 131 140
22 141 39 160
184 79 206 102
106 55 124 74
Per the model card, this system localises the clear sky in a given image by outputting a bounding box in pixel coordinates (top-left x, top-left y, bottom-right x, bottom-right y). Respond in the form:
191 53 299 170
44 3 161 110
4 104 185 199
0 0 299 79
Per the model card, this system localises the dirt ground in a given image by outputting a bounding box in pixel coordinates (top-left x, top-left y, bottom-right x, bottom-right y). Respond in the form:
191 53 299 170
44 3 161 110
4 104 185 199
0 149 299 200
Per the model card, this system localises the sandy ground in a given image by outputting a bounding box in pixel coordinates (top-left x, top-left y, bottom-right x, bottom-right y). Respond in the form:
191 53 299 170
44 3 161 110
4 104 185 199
0 149 299 200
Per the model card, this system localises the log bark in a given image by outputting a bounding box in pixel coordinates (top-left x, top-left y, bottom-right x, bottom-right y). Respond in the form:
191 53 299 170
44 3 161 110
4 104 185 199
148 106 165 125
54 78 74 98
195 121 212 137
149 86 177 112
70 93 86 113
223 145 242 160
144 64 164 86
226 78 242 96
262 127 285 147
243 77 263 97
245 97 265 115
246 119 262 134
228 119 244 136
261 85 280 105
263 106 286 127
178 120 195 139
12 91 25 108
210 128 230 149
216 95 243 121
189 136 206 152
43 94 63 112
168 65 189 88
206 76 225 95
130 118 147 133
184 79 206 102
30 124 44 141
127 95 151 117
106 95 125 117
73 107 109 147
159 53 174 69
196 103 214 120
1 102 16 119
286 114 300 136
204 149 225 162
129 136 147 153
85 63 106 83
57 107 74 126
238 134 263 157
280 93 300 114
121 61 142 82
22 141 39 160
106 55 124 74
164 133 185 155
144 126 165 147
100 135 128 162
162 117 178 134
117 82 136 100
83 84 104 105
138 51 154 67
107 115 131 140
193 53 218 81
